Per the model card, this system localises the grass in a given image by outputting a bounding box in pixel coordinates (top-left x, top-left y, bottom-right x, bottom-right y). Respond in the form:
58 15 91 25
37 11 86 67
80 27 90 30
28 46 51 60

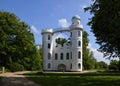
25 71 120 86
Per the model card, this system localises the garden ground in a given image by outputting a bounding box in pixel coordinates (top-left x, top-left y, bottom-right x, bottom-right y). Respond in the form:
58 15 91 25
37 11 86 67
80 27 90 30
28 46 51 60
25 71 120 86
0 71 120 86
0 71 40 86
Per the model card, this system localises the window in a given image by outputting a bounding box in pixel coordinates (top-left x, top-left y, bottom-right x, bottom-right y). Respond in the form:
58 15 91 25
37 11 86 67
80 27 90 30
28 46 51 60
78 41 81 47
55 53 58 60
78 51 81 59
70 32 72 37
78 31 81 36
48 53 51 60
48 35 50 40
48 63 51 69
66 53 69 60
71 52 72 59
60 53 63 60
48 43 51 49
70 63 72 69
78 63 81 69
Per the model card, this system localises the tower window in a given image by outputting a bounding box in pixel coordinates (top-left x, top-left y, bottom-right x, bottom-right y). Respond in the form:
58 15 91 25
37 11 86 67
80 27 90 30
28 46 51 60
48 43 51 49
78 51 81 59
60 53 63 60
78 41 81 46
70 32 72 37
78 31 81 36
66 53 69 60
78 63 81 69
48 63 51 69
48 53 51 60
55 53 58 60
48 35 50 40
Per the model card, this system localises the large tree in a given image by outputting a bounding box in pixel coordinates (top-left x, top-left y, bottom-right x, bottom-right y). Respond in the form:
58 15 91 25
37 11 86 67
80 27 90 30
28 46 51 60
85 0 120 58
0 11 42 71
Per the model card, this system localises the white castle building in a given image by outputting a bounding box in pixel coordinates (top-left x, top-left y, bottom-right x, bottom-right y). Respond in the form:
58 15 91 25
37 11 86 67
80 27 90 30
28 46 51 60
41 15 83 71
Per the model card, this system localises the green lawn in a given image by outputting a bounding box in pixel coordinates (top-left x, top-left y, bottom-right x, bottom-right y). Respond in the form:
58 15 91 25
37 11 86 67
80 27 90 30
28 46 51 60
25 71 120 86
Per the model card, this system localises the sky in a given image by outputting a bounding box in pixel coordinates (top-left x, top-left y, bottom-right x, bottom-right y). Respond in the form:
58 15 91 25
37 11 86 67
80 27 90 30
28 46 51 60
0 0 110 64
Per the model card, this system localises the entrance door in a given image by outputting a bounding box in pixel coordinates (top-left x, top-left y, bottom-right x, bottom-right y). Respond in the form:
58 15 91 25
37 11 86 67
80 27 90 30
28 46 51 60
58 64 66 72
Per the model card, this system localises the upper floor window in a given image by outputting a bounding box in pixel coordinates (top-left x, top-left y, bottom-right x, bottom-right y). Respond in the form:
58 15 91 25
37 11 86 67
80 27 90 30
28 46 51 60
55 53 58 60
48 43 51 49
48 53 51 60
48 35 50 40
78 41 81 47
78 31 81 36
78 51 81 59
60 53 63 60
66 53 69 60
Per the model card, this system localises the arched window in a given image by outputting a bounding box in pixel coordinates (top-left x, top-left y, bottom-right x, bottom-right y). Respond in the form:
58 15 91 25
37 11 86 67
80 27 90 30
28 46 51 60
78 63 81 69
60 53 63 60
78 51 81 59
48 63 51 69
78 31 81 36
66 53 69 60
55 53 58 60
48 35 50 40
78 41 81 47
48 53 51 60
48 43 51 49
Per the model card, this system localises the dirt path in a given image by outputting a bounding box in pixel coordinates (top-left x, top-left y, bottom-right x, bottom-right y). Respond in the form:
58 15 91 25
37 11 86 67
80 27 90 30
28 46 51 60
0 71 40 86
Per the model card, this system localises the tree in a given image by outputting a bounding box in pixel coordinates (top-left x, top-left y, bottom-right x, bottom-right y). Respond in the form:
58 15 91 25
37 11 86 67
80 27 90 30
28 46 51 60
85 0 120 58
83 31 97 70
0 11 42 71
55 37 67 46
97 61 108 70
109 60 119 71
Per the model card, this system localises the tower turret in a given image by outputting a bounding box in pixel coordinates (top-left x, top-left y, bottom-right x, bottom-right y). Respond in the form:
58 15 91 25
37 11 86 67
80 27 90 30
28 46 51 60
41 29 53 71
70 15 83 71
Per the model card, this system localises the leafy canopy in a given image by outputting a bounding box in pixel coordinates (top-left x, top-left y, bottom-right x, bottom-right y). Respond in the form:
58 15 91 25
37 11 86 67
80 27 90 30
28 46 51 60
55 38 67 46
85 0 120 58
0 11 42 71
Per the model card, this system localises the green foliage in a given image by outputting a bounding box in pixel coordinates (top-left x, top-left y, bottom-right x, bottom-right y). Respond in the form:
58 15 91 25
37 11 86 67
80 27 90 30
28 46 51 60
85 0 120 58
10 62 25 72
109 60 119 71
0 11 42 71
96 61 108 70
30 47 42 70
55 37 67 46
83 31 97 70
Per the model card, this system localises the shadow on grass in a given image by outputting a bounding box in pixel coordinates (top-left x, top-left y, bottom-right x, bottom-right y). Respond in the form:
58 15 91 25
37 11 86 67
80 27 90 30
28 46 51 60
24 71 120 86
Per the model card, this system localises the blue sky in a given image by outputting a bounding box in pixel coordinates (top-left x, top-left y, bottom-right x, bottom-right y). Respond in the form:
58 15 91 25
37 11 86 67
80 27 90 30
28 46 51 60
0 0 110 64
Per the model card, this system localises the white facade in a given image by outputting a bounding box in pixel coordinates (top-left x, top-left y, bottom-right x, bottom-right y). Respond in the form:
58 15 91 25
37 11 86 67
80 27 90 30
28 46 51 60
41 15 83 71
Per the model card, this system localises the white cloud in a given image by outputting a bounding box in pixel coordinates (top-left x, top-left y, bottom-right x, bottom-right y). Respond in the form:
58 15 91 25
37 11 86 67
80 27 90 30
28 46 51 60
58 18 69 27
31 25 39 34
88 43 110 64
81 5 87 9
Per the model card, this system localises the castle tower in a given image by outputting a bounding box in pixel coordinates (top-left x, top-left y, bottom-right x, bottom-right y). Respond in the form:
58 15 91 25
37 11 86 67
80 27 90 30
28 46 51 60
70 15 83 71
41 29 53 71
